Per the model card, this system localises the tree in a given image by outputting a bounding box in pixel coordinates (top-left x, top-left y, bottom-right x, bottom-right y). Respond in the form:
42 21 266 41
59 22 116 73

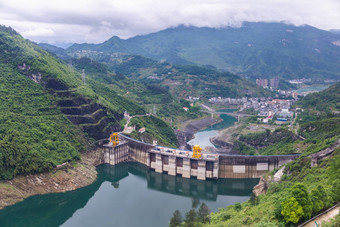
169 210 182 227
184 209 196 227
291 183 313 220
331 179 340 203
234 202 242 211
317 185 329 210
197 203 210 223
249 192 260 206
281 197 304 224
311 188 323 215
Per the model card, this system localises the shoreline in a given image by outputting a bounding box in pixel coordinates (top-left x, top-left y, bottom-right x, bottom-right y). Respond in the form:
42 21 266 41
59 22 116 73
0 149 102 210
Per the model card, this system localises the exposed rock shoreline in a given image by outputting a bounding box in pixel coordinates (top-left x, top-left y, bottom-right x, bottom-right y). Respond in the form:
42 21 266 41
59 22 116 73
184 117 221 140
176 116 221 149
0 149 103 210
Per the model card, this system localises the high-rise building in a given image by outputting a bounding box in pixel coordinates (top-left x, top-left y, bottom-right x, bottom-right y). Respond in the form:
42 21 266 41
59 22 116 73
256 78 268 87
270 78 279 88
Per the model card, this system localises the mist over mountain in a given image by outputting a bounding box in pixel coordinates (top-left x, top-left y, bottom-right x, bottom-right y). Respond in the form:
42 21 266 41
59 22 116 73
65 22 340 80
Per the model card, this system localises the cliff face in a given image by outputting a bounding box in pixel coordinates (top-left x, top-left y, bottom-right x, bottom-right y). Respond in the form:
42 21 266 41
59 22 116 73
252 176 269 196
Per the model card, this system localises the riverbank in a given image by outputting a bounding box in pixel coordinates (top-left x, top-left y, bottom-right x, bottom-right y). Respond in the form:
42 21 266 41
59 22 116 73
0 149 102 210
177 116 222 148
208 116 244 153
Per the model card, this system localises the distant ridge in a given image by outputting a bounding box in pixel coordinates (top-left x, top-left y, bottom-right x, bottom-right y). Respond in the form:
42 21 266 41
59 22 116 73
64 22 340 80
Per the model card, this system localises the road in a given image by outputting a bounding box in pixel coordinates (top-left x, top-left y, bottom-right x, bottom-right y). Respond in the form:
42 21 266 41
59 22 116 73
301 204 339 227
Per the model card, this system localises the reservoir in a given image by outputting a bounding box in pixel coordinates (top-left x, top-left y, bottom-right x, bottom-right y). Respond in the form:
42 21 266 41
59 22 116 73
0 163 258 227
188 113 237 148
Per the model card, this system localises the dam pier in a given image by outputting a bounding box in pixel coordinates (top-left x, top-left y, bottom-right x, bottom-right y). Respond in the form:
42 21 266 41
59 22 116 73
103 133 299 180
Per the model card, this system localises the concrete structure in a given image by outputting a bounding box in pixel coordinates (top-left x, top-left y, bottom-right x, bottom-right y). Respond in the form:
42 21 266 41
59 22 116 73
103 133 299 180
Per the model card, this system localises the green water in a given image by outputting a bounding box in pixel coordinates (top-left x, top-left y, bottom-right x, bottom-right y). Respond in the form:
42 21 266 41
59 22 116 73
188 114 237 148
294 85 328 93
216 108 237 113
0 163 258 227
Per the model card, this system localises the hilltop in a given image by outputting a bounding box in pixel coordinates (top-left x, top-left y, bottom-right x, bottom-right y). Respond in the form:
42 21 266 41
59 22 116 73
62 22 340 80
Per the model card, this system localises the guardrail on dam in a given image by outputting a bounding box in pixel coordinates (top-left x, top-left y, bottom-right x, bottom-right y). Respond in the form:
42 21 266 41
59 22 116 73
103 133 300 180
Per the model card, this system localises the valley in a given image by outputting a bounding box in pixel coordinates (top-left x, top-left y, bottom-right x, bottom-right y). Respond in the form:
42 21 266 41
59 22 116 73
0 21 339 227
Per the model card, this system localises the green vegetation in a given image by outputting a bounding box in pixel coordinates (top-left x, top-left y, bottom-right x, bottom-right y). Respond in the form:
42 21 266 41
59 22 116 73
0 61 84 179
299 118 340 141
0 26 178 179
129 116 178 147
281 197 304 224
232 140 257 155
296 82 340 124
169 203 210 227
69 57 205 127
239 128 297 148
234 128 299 155
322 214 340 227
192 85 340 226
198 147 339 226
47 52 272 100
169 210 182 227
298 83 340 112
63 22 340 80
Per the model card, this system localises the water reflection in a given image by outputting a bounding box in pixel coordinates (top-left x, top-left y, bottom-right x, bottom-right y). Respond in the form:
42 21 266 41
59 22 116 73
0 163 258 227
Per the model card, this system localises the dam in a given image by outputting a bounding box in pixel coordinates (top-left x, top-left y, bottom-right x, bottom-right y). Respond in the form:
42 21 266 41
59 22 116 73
103 133 300 180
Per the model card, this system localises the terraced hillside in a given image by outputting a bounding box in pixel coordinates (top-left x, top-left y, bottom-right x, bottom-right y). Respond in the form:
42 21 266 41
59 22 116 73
47 79 123 140
0 25 177 180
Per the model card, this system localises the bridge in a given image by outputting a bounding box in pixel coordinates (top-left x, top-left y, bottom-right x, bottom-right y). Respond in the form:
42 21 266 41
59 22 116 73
199 104 252 121
102 133 300 180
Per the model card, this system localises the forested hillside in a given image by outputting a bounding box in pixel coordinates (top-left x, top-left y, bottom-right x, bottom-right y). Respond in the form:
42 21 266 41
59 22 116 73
176 118 340 226
60 54 271 99
68 57 205 126
64 22 340 80
296 82 340 124
0 26 177 180
179 85 340 226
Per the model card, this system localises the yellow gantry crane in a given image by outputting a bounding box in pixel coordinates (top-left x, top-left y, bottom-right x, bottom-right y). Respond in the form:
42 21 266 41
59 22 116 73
109 133 119 146
192 145 202 159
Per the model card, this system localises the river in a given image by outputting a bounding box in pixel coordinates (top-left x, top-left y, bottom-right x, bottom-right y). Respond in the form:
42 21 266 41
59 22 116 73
188 111 237 148
0 163 258 227
294 85 329 94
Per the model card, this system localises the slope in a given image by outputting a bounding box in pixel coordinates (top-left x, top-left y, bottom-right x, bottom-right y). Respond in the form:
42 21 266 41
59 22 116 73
296 82 340 123
66 22 340 80
0 25 177 180
62 53 272 100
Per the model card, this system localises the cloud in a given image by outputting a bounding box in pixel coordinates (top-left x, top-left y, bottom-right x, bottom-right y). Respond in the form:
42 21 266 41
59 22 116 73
0 0 339 45
22 27 55 37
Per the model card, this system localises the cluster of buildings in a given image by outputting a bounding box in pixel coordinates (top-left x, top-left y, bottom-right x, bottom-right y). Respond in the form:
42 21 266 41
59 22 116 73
208 97 248 105
256 78 280 88
209 96 295 123
277 90 298 99
244 98 294 118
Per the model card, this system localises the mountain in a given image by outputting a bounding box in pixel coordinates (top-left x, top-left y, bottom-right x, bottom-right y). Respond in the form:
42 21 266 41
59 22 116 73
296 82 340 123
42 42 271 98
66 22 340 80
0 25 177 180
298 82 340 111
87 54 272 99
39 43 70 60
330 29 340 35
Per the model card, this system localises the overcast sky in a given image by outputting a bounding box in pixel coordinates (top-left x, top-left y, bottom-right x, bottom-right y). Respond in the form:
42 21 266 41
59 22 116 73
1 0 340 46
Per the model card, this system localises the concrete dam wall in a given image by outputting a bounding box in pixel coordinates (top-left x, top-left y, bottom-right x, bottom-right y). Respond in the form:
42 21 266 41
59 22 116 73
103 134 300 180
